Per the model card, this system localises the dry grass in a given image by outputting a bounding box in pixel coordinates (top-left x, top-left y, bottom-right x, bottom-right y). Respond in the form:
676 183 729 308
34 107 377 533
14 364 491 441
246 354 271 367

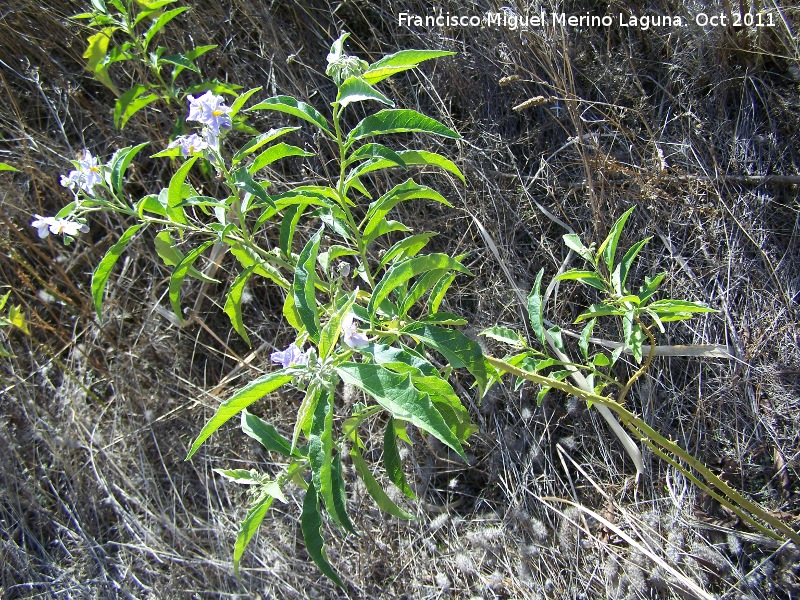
1 0 800 598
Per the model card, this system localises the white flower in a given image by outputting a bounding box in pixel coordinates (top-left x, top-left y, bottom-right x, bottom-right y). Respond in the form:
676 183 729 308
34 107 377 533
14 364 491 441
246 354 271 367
60 150 102 196
342 313 369 348
270 343 309 368
186 91 232 136
168 133 209 157
31 214 88 238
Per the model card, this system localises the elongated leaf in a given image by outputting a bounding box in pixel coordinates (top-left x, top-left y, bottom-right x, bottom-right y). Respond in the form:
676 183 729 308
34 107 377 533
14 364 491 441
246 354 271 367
623 310 646 363
108 142 147 193
380 233 436 266
638 273 666 303
248 95 333 136
331 454 356 534
350 445 415 519
555 269 606 291
92 224 144 318
231 166 274 209
232 126 299 164
336 362 466 459
562 233 595 264
575 303 625 323
229 244 290 289
527 268 545 344
161 53 199 75
598 206 635 272
384 417 415 498
292 383 320 453
229 86 262 118
401 322 488 395
153 231 217 282
248 143 313 174
233 493 274 575
344 143 407 169
168 239 214 321
400 269 446 315
301 482 345 588
363 179 450 240
84 27 120 94
224 265 255 346
363 219 410 247
480 326 527 349
143 7 189 50
368 254 471 321
241 410 295 456
186 370 293 459
115 85 160 129
647 299 716 314
579 318 596 359
0 163 19 172
309 390 344 528
293 228 323 342
613 236 651 293
363 50 454 84
335 76 394 108
346 109 460 147
166 155 198 224
351 149 465 184
279 203 305 256
362 342 439 378
319 290 357 359
171 43 216 79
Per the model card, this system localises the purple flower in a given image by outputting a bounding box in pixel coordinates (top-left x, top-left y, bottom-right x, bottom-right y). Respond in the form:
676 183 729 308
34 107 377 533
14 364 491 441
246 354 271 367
31 215 89 238
60 150 102 196
342 313 369 348
168 133 208 157
270 343 309 368
186 91 232 136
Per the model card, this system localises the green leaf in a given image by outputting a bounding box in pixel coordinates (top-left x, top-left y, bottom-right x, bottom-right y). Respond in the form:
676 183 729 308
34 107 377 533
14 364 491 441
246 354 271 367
344 143 407 169
232 126 299 164
233 493 274 575
400 269 447 315
346 109 460 147
241 410 295 457
574 303 625 323
153 231 216 282
615 236 651 293
293 228 323 342
0 163 19 172
480 326 527 349
368 254 471 322
647 299 717 314
638 272 666 303
168 239 215 321
319 290 357 359
622 310 646 363
330 454 355 534
292 384 320 453
186 370 293 459
214 468 261 485
143 7 189 50
224 265 255 346
597 206 635 272
171 43 216 78
301 482 345 588
362 342 439 378
166 155 198 224
380 233 436 266
402 322 489 396
109 142 148 193
279 203 305 256
335 76 394 108
337 362 466 460
160 53 199 75
363 50 454 84
83 27 120 95
309 390 348 530
562 233 595 264
247 95 333 136
231 166 274 209
350 444 415 520
352 150 465 184
92 224 145 318
527 268 545 344
229 86 262 118
555 269 606 291
384 417 415 498
363 219 410 247
363 179 450 240
248 143 313 174
579 318 596 359
229 244 290 289
115 85 160 129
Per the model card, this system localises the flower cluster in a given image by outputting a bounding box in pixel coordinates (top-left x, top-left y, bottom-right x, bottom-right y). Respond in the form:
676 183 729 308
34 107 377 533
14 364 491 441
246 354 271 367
186 91 232 146
60 150 102 196
168 133 208 157
31 215 89 239
342 313 368 348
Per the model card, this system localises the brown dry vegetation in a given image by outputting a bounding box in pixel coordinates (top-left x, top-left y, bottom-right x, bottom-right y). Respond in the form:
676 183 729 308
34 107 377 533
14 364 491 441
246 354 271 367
1 0 800 598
